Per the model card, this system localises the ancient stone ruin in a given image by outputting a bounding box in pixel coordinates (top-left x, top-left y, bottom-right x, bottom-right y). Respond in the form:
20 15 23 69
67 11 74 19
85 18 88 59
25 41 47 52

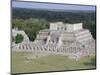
12 22 95 59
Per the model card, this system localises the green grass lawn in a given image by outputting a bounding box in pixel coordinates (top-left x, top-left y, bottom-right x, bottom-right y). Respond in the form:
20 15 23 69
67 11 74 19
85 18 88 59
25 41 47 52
11 51 96 74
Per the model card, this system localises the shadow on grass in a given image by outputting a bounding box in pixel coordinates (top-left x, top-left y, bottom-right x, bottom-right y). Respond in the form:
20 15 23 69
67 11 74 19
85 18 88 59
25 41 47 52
83 58 96 67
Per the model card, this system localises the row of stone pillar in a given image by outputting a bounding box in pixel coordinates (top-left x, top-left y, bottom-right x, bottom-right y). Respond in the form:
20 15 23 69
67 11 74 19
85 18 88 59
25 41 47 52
13 43 85 55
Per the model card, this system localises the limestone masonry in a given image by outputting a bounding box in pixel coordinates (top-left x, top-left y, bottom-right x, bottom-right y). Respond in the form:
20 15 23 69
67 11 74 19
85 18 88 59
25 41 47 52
12 22 95 59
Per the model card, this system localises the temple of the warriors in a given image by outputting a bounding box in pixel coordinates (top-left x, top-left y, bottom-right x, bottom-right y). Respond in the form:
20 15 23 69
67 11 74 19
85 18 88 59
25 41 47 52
12 22 95 59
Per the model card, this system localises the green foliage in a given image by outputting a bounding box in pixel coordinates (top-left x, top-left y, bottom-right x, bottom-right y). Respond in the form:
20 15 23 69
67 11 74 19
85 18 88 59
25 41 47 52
12 19 25 30
15 34 24 44
13 18 49 41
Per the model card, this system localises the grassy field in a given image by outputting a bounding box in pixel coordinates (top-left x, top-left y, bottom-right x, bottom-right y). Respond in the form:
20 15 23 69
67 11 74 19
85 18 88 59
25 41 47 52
12 51 96 74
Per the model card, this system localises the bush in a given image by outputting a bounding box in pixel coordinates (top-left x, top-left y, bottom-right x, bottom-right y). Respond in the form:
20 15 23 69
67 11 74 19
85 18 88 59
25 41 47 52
15 34 24 44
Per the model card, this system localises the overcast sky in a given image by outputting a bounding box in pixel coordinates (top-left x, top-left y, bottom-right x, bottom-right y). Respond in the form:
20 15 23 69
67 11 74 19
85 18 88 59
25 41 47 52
12 1 95 11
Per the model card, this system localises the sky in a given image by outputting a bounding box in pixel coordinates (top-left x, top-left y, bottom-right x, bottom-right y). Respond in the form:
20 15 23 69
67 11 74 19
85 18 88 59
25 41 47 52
12 1 96 11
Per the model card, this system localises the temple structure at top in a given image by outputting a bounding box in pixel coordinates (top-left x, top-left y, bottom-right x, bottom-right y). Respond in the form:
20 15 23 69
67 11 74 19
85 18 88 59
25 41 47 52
35 22 94 47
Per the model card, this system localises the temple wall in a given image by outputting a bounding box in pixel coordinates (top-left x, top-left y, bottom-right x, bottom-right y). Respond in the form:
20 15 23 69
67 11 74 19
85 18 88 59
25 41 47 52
50 22 83 31
73 23 83 31
50 23 58 30
66 25 74 32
